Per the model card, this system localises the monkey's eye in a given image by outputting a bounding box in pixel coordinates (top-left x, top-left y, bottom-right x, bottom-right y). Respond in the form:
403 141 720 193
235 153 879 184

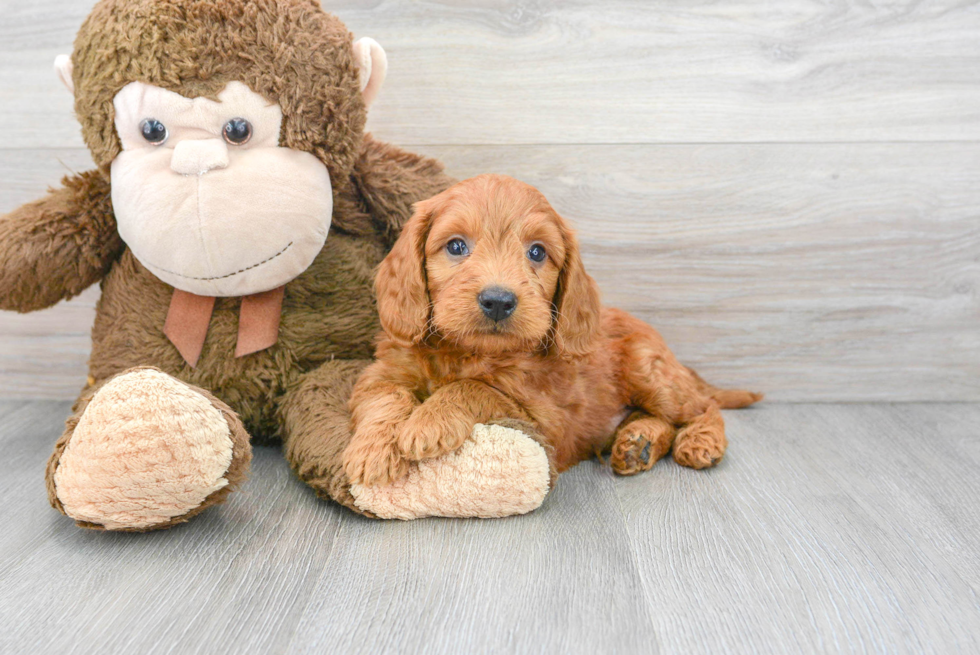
527 244 547 263
446 238 470 257
139 119 168 145
222 118 253 145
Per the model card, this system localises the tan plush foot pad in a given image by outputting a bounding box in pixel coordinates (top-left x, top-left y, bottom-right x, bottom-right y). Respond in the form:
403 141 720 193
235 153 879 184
350 423 552 520
53 369 237 530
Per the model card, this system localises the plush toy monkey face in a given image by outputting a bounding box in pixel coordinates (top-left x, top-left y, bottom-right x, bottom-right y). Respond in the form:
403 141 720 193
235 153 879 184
109 81 332 297
54 0 389 298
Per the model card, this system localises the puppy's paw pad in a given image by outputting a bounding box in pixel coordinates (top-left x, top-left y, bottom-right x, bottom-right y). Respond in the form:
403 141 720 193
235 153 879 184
610 434 654 476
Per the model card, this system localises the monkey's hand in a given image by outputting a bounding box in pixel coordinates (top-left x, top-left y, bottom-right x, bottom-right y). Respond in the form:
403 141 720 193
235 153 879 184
0 170 123 313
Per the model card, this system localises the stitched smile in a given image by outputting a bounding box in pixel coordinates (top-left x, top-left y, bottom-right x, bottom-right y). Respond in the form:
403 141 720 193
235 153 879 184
142 242 294 281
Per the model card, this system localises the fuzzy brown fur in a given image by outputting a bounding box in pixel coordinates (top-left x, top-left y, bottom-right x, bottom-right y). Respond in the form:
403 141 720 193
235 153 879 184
0 171 122 313
0 0 455 527
345 175 761 486
72 0 366 186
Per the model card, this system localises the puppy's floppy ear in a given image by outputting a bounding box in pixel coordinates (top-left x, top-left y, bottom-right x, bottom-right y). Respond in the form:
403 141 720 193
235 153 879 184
551 219 602 357
375 198 436 346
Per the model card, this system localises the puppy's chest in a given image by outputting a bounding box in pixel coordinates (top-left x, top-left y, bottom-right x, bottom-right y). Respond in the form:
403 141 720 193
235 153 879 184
420 357 537 398
419 355 579 409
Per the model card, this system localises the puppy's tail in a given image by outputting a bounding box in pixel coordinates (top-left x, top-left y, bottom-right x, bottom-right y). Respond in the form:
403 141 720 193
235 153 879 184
686 367 763 409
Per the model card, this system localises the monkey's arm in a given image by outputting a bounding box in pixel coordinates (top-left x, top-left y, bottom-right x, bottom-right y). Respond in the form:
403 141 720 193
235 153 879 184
0 171 123 312
353 134 456 246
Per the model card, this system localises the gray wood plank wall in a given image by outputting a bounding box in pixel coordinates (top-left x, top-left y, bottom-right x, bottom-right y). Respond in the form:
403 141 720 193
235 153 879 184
0 0 978 401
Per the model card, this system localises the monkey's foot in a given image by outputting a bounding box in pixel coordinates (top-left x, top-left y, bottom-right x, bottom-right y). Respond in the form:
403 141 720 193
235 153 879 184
350 422 554 520
47 368 251 531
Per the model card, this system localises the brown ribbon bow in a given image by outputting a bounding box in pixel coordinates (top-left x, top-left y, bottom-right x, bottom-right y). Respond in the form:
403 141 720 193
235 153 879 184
163 287 285 368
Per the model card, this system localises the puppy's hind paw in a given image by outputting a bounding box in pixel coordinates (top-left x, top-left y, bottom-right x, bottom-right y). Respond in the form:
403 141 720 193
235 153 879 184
609 413 674 476
610 434 655 476
672 432 725 469
672 405 727 470
672 441 724 469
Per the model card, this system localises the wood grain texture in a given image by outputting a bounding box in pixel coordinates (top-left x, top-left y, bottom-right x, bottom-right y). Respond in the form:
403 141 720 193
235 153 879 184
1 144 977 401
2 0 980 147
285 463 656 654
1 401 978 654
614 403 980 654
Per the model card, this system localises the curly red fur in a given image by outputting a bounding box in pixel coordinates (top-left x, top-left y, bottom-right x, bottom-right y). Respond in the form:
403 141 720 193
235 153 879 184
345 175 761 486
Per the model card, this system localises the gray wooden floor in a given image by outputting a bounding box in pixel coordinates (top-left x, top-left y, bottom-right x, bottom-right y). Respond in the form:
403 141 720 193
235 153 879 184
1 400 978 654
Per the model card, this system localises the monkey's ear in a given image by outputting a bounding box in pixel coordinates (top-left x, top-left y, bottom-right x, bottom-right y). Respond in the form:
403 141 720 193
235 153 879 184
352 37 387 109
54 55 74 95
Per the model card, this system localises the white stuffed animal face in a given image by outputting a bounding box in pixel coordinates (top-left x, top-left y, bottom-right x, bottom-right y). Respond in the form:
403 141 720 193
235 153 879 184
109 81 333 297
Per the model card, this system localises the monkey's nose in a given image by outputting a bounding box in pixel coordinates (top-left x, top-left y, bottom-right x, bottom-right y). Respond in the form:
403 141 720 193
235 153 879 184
478 287 518 322
170 139 230 176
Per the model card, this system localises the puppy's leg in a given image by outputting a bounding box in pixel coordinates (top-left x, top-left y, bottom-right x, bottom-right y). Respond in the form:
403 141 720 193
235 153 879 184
621 322 728 470
397 380 529 461
631 366 728 469
344 380 418 486
672 402 727 469
609 410 676 476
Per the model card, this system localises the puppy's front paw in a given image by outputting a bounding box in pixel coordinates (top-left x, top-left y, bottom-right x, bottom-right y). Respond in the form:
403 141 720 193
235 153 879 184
397 405 473 461
344 438 409 487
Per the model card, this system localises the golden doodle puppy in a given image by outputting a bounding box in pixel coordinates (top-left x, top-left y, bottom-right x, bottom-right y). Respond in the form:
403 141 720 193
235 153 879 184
345 174 761 486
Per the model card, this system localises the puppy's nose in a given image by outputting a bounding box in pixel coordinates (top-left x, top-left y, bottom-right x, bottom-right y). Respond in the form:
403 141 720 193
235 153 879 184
170 139 230 176
478 287 518 322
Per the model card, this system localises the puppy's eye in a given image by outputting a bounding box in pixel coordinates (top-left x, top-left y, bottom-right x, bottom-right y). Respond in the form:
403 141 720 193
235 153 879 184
140 119 168 145
223 118 253 145
446 238 470 257
527 244 547 263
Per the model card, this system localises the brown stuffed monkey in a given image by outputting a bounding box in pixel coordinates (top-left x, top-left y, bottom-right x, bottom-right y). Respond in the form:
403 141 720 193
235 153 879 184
0 0 555 531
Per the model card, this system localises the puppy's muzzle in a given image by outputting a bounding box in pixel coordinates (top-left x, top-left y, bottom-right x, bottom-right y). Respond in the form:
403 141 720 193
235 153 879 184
478 287 518 323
